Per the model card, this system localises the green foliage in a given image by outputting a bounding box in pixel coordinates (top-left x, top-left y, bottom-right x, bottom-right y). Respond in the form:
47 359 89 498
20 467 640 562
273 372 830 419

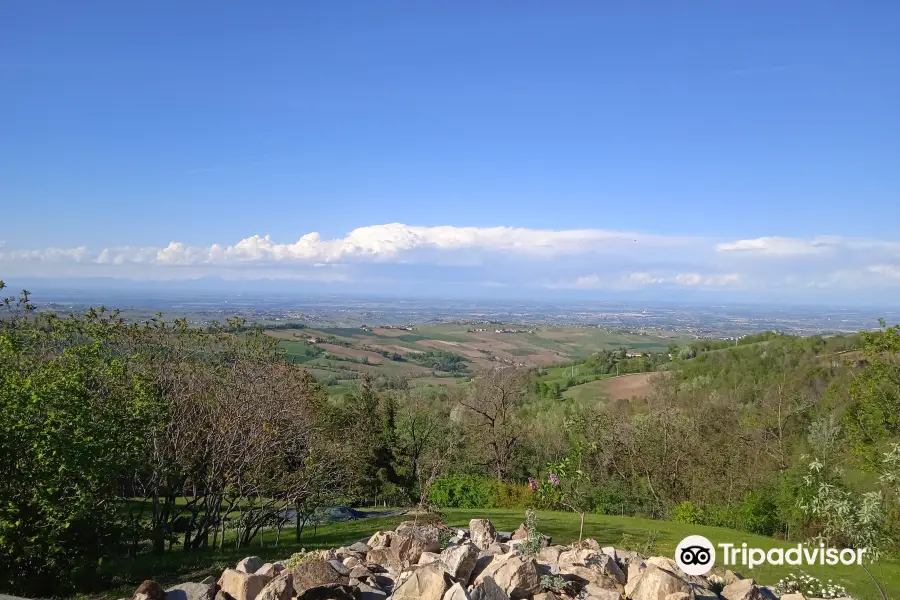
0 320 165 594
518 509 544 556
428 475 532 509
429 475 498 508
671 501 704 525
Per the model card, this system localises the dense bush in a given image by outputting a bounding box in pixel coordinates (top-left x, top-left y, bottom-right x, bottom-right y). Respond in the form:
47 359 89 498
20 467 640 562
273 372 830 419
429 475 531 509
670 500 704 525
0 326 164 595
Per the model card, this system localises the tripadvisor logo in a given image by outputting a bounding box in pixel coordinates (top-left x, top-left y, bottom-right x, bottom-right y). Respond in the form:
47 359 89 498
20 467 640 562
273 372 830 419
675 535 868 574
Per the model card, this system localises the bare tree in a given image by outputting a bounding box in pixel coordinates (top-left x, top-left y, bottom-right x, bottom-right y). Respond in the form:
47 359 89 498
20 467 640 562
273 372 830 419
458 367 530 480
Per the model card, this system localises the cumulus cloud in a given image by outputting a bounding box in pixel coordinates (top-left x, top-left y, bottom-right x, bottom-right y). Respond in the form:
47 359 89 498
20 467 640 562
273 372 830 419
715 236 843 256
2 224 900 300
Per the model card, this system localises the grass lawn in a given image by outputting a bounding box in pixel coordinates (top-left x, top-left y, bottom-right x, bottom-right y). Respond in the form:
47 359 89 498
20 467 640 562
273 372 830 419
78 509 897 600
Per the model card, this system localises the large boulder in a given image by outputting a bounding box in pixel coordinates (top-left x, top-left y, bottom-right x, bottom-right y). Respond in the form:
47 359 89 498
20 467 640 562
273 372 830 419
511 524 529 540
581 584 622 600
559 565 619 591
391 563 452 600
537 545 564 564
366 546 402 569
627 565 692 600
237 557 266 574
443 581 472 600
470 519 498 550
440 541 479 583
257 573 293 600
475 554 541 598
255 563 283 578
295 584 357 600
470 576 511 600
368 531 392 549
134 581 166 600
218 569 272 600
393 522 442 564
166 582 216 600
287 559 348 596
721 579 762 600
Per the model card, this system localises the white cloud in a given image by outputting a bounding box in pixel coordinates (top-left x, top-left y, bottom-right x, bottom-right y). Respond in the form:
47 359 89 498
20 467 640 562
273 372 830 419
673 272 740 287
2 224 900 300
869 264 900 281
627 272 664 285
715 236 843 257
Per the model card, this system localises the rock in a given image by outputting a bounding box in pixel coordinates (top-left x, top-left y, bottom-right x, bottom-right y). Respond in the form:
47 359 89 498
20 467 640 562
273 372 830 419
572 538 601 551
440 541 479 583
134 580 166 600
723 570 744 584
533 593 562 600
218 569 272 600
582 584 622 600
627 565 692 600
721 578 761 600
327 560 350 576
367 531 392 549
691 584 723 600
592 553 626 585
366 546 402 568
349 541 371 553
201 577 217 585
356 582 389 600
237 556 266 574
471 552 496 582
342 556 359 568
166 583 215 600
779 594 807 600
625 560 645 591
393 522 442 564
475 554 540 598
349 565 374 580
469 519 498 550
759 586 779 600
287 559 348 596
295 583 357 600
537 545 564 563
257 573 293 600
487 542 510 555
391 563 452 600
470 576 511 600
665 594 691 600
559 565 618 591
601 547 617 560
511 524 529 540
254 564 282 578
419 551 442 565
443 581 472 600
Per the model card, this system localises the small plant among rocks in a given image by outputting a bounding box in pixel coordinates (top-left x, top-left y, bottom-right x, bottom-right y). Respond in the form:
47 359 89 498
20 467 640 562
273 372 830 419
773 571 851 599
540 573 570 595
519 509 544 556
619 529 661 556
283 548 316 568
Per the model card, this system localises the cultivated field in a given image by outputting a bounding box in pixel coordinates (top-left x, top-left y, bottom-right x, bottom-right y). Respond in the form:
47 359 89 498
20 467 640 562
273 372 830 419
265 324 680 393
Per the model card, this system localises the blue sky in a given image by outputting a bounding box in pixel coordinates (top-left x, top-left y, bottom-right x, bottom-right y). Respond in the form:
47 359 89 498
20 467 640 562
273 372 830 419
1 1 899 302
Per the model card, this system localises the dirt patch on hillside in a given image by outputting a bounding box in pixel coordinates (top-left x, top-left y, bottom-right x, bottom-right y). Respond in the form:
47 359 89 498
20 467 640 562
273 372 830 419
602 372 659 400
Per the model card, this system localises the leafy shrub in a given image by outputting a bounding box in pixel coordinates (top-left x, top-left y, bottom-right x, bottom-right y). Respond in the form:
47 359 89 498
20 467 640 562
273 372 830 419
490 482 532 509
429 475 498 508
671 500 704 525
774 571 849 599
429 475 532 509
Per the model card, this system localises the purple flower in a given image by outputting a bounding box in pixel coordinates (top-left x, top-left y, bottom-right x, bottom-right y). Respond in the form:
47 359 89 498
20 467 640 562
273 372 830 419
548 473 560 487
528 477 538 491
